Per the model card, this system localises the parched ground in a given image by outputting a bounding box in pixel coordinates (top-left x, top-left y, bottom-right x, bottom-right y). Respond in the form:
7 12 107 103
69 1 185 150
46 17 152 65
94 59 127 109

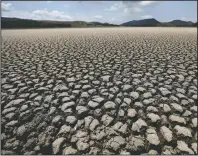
1 28 197 155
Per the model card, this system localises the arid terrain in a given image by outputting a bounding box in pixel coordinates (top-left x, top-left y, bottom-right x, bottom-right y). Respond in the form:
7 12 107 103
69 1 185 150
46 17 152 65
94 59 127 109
1 28 197 155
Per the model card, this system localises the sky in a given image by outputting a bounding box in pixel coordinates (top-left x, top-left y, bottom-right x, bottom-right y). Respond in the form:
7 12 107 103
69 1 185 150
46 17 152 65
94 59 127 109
1 1 197 24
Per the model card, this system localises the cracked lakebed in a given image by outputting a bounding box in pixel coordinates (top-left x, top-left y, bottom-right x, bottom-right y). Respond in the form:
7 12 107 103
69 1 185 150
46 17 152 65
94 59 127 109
1 28 197 155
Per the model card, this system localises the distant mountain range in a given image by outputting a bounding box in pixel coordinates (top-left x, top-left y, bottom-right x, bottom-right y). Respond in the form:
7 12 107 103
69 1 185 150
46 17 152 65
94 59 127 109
121 18 196 27
1 17 197 29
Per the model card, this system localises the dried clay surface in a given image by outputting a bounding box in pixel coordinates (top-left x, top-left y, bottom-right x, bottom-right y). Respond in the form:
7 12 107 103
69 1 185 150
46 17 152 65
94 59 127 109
1 28 197 155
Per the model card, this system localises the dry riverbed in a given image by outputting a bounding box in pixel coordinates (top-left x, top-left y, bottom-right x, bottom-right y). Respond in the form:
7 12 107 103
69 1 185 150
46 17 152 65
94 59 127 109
1 28 197 155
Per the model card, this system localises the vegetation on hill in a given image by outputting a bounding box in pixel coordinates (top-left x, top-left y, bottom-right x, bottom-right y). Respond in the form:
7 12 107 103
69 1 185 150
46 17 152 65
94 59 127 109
1 17 197 29
1 17 119 29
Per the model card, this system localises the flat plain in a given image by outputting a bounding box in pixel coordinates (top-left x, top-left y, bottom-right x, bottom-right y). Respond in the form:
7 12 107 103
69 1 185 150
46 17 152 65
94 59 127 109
1 28 197 155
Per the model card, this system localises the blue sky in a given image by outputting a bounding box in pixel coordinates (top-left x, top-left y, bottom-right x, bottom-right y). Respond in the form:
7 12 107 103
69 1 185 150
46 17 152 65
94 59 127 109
2 1 197 24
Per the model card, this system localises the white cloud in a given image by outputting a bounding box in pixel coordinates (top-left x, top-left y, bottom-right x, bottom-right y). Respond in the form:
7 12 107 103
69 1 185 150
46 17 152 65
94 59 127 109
122 1 140 7
123 8 128 13
105 2 123 11
2 10 32 19
2 2 13 11
46 1 52 4
106 2 143 13
180 17 196 22
106 6 118 11
32 9 72 20
133 7 143 13
139 1 156 6
124 7 143 14
123 2 143 14
141 15 153 19
122 1 161 15
93 15 103 19
181 17 187 20
2 9 72 21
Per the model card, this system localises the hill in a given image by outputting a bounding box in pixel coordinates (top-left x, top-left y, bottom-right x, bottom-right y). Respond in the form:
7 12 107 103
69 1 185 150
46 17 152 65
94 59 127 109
1 17 72 28
121 18 160 27
1 17 119 29
166 20 194 27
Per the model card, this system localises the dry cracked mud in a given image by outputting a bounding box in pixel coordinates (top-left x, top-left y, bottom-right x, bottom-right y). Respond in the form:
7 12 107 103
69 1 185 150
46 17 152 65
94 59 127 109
1 28 197 155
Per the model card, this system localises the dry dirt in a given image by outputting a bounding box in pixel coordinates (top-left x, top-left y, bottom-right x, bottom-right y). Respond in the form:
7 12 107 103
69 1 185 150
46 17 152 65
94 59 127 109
1 28 197 155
